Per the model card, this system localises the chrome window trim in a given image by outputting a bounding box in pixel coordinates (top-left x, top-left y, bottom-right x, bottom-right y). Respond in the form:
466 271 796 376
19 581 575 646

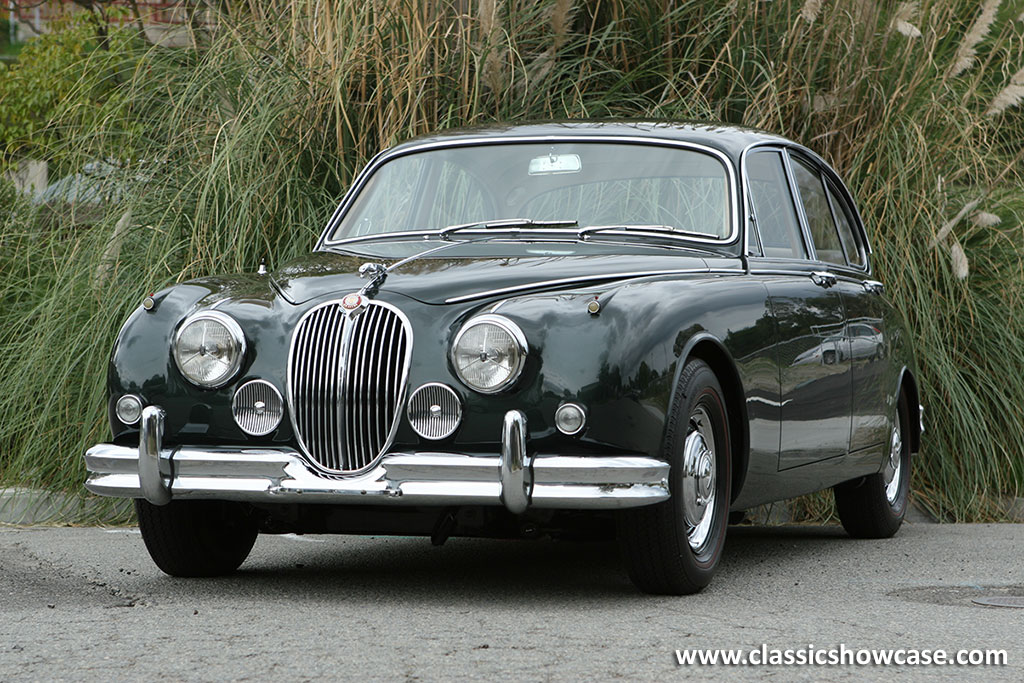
450 313 529 395
741 146 809 260
285 299 414 478
739 140 872 272
822 175 868 269
316 135 741 249
172 310 247 389
780 149 818 261
747 264 873 288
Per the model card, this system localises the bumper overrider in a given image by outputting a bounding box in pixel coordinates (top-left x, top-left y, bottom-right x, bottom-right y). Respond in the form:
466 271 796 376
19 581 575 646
85 407 670 514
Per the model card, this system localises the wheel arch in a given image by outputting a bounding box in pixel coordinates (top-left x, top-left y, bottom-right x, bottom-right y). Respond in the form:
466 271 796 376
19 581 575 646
672 334 750 503
897 366 922 454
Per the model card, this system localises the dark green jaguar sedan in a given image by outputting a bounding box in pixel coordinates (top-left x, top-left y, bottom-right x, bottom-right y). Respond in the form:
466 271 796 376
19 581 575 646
85 122 921 594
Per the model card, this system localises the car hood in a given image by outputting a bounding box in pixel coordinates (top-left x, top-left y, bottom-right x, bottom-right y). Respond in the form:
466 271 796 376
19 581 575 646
270 249 726 305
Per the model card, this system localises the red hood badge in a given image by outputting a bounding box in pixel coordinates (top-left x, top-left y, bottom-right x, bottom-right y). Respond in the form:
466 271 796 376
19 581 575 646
341 293 363 310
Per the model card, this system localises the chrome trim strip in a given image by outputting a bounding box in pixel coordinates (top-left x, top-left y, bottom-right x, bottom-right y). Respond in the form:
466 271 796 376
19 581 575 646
317 134 741 249
83 444 670 510
442 268 741 304
500 410 530 514
138 406 171 506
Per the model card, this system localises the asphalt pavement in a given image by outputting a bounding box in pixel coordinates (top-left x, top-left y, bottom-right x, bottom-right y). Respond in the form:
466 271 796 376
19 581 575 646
1 522 1021 681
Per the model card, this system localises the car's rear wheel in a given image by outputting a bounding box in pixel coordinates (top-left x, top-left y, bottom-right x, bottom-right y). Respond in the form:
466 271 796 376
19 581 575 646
618 359 731 595
833 391 911 538
135 499 259 577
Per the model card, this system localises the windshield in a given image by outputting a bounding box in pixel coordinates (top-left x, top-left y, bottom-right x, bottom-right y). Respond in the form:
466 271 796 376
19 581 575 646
327 142 733 243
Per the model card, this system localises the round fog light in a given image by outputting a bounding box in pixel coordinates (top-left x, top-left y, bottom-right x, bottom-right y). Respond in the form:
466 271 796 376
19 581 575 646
555 403 587 436
115 394 144 425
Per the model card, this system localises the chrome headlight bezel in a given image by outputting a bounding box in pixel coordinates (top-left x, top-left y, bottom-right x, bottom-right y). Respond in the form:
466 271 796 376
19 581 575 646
172 310 247 389
450 314 528 394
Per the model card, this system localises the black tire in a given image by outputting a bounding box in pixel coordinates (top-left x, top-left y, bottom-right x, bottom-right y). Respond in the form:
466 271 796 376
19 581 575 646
618 359 731 595
135 499 259 577
834 391 911 539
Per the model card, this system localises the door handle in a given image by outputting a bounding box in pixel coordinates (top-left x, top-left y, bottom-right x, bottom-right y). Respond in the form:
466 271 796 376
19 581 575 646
862 279 885 295
810 271 837 288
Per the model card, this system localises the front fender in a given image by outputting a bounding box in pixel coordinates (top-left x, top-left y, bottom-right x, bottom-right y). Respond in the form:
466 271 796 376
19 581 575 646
487 273 772 470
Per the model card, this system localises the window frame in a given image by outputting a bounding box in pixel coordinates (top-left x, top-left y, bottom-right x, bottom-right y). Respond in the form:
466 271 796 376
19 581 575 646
823 176 867 270
743 147 811 261
785 151 847 267
741 141 872 274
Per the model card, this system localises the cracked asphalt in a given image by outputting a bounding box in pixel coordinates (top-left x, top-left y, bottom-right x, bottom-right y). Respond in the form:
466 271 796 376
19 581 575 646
1 522 1021 681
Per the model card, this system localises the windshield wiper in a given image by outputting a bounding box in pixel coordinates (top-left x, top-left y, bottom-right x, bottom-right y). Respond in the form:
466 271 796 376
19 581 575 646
439 218 578 240
578 224 715 240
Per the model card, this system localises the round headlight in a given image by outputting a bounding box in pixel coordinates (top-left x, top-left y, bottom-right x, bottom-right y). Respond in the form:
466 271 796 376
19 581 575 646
173 311 246 388
451 314 528 394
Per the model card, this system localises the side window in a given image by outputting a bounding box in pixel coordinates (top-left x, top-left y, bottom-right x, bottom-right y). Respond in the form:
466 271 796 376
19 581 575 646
825 181 866 268
747 151 807 259
790 157 845 265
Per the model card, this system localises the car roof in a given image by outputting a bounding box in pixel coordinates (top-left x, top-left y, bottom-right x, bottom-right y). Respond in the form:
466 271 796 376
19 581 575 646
387 120 793 163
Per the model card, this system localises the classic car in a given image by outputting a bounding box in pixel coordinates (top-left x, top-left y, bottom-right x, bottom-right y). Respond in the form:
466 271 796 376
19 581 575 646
84 122 921 595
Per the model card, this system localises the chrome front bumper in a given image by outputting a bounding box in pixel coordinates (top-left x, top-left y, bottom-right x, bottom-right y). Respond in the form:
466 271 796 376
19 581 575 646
85 407 670 513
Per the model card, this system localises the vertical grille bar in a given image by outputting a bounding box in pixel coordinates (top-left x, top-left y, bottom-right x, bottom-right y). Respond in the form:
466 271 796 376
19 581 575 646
288 300 412 475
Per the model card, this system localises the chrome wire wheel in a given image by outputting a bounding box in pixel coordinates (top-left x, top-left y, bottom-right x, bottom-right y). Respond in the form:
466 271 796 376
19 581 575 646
681 405 717 552
883 416 904 505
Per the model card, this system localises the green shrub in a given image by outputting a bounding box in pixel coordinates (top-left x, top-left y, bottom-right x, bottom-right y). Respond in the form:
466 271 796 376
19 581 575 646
0 13 140 162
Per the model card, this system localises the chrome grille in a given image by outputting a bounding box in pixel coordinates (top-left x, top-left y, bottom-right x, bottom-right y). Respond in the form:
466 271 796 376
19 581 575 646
288 300 412 474
407 383 462 440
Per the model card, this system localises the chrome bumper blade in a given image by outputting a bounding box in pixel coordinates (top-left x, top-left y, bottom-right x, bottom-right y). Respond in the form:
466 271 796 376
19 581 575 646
85 409 669 511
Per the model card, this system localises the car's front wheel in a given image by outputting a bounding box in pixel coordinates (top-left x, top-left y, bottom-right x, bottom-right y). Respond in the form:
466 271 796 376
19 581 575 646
135 499 259 577
833 391 911 538
618 359 731 595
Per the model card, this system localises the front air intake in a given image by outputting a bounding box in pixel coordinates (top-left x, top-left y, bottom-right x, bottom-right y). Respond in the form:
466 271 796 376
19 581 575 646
287 300 412 474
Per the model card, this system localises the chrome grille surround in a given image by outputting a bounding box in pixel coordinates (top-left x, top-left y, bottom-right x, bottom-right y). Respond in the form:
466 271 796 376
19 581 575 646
232 379 284 436
287 299 412 475
407 383 462 440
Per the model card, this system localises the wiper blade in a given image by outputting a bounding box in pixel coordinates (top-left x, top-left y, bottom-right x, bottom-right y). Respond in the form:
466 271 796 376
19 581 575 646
578 224 714 241
439 218 578 240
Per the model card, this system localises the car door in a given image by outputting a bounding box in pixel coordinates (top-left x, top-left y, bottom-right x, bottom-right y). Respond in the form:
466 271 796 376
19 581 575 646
746 148 852 471
817 169 890 452
786 152 891 458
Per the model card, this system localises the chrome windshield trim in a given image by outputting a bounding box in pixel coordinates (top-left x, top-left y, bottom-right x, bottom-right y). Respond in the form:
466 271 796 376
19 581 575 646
442 268 741 304
317 135 741 249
